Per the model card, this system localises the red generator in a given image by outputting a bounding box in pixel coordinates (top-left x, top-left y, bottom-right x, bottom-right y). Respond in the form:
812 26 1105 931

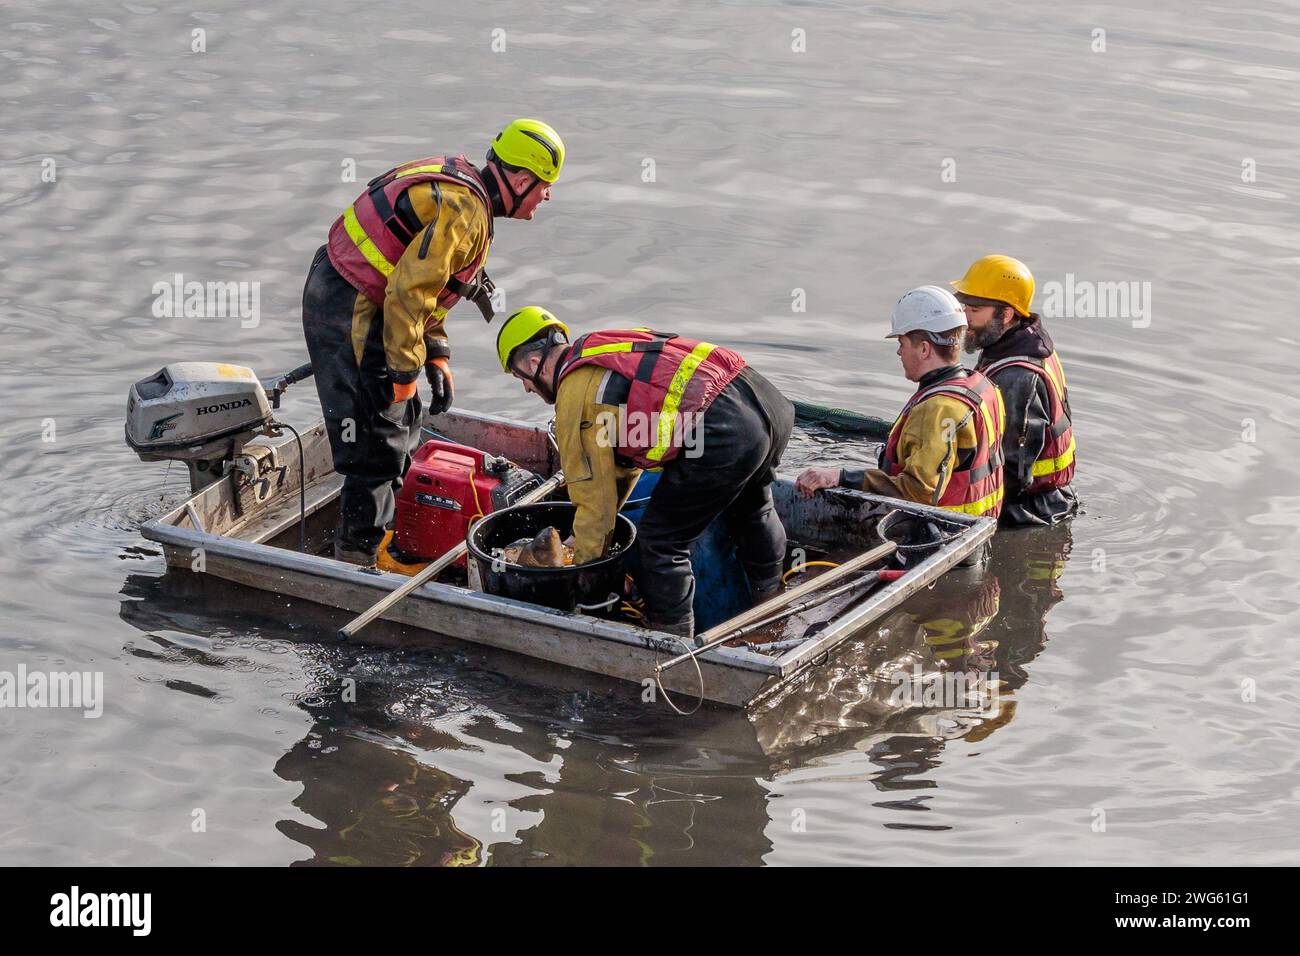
393 439 542 564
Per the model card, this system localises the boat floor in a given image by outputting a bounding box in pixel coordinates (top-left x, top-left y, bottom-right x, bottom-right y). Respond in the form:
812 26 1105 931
267 501 867 649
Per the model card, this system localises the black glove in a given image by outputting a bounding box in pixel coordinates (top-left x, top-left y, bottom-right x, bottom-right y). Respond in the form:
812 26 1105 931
425 358 454 415
471 269 496 322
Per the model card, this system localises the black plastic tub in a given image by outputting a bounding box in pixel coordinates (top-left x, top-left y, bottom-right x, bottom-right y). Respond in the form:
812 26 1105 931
466 502 637 614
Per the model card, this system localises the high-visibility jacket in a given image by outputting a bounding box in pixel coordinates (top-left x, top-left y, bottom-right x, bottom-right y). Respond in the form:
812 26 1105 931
555 329 747 469
881 369 1006 517
326 154 493 311
981 351 1075 493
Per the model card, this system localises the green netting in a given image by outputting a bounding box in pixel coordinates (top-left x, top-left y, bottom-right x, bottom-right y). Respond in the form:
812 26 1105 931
792 400 892 440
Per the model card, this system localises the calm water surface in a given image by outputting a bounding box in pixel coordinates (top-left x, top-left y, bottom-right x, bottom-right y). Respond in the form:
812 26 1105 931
1 0 1298 865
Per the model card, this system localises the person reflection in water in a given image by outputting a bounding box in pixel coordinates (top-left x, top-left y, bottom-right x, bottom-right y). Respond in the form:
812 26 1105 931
939 522 1073 743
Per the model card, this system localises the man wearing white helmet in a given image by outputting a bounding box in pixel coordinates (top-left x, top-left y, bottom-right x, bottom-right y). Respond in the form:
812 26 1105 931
795 286 1007 519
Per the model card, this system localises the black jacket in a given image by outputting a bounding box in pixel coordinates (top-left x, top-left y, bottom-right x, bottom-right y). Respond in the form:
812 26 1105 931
976 315 1078 526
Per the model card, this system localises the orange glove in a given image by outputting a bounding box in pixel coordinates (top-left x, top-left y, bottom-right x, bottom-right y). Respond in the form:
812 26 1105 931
391 380 419 403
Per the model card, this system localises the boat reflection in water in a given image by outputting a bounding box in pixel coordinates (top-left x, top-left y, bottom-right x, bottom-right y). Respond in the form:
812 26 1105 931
752 523 1072 783
115 522 1069 863
117 570 774 865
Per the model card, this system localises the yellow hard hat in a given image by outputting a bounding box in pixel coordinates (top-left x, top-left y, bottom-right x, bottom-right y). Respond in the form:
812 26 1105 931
489 119 565 184
950 255 1035 317
496 306 569 371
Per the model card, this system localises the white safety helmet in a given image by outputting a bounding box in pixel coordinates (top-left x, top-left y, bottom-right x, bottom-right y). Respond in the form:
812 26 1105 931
886 285 968 343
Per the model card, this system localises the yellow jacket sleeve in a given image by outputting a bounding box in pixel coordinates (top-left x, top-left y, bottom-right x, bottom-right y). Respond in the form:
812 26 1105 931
381 182 491 381
554 367 642 565
854 394 977 506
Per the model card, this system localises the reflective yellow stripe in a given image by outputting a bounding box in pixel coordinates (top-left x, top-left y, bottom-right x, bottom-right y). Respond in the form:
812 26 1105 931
393 164 444 178
581 342 635 357
1043 353 1068 399
1035 355 1073 478
935 381 1004 516
942 482 1005 517
977 393 999 449
1031 434 1076 477
342 204 395 277
981 381 1006 442
923 620 965 644
646 342 716 462
1027 560 1065 582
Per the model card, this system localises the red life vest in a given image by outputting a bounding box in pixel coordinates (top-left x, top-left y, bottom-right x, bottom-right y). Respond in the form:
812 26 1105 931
556 329 747 469
981 351 1075 493
326 154 493 309
881 369 1006 518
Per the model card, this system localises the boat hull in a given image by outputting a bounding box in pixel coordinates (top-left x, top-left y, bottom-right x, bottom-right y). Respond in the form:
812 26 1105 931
140 409 995 708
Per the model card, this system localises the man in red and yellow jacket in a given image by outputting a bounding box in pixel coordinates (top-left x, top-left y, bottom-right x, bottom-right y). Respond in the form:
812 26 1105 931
301 120 565 565
797 286 1006 520
496 307 795 640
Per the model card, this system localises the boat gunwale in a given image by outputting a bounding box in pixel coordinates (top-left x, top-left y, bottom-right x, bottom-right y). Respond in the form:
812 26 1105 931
772 499 995 675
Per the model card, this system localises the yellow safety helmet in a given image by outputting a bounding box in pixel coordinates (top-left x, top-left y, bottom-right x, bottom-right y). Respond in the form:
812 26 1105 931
496 306 569 371
950 254 1035 317
489 119 565 184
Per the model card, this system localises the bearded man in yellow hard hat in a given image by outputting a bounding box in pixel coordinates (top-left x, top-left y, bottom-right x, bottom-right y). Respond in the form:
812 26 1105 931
302 119 565 566
951 255 1078 526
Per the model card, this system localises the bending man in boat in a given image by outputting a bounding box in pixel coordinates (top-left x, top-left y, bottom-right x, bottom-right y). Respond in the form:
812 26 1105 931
951 255 1078 526
795 286 1006 520
301 119 565 566
496 307 795 640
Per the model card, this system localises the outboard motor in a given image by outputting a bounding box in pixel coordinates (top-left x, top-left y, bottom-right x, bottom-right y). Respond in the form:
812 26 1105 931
125 361 312 491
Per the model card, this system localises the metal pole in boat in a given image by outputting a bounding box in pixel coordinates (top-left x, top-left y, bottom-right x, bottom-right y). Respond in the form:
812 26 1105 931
653 539 899 675
656 569 904 673
337 470 565 639
703 540 897 642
